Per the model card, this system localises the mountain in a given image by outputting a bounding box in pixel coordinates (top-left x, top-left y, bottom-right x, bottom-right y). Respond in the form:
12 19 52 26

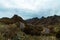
26 15 60 26
0 14 25 24
0 14 60 40
26 17 39 24
11 14 24 22
24 15 60 36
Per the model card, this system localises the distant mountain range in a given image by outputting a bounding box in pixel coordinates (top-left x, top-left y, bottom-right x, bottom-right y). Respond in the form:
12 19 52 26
26 15 60 26
0 14 60 25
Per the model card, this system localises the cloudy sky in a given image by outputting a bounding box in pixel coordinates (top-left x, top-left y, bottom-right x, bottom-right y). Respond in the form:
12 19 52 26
0 0 60 19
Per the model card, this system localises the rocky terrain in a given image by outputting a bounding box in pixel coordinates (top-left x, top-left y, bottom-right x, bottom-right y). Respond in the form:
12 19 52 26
0 15 60 40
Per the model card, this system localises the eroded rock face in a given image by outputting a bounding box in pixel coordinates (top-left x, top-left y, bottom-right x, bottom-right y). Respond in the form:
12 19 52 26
41 27 50 34
20 22 25 30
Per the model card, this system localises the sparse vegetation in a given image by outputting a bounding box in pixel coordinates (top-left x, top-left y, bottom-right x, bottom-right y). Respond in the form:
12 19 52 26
0 15 60 40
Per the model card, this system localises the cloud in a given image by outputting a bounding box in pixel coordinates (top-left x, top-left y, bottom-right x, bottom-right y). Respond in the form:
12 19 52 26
0 0 57 10
0 0 60 19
